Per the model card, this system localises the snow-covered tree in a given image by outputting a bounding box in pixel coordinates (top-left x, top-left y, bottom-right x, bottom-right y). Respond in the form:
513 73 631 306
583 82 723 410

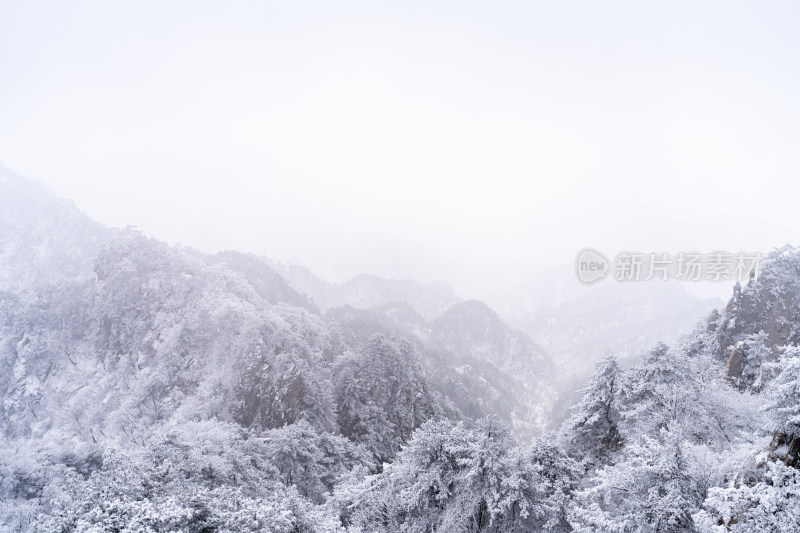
732 330 771 392
694 459 800 533
572 428 699 533
334 335 439 463
338 416 579 532
262 420 371 503
766 345 800 437
561 352 623 465
763 344 800 468
618 342 710 442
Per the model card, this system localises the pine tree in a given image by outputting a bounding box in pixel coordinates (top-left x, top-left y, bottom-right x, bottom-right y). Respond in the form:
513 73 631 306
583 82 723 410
561 352 623 465
619 342 699 439
334 335 439 463
765 345 800 466
694 460 800 533
572 428 697 533
734 330 770 392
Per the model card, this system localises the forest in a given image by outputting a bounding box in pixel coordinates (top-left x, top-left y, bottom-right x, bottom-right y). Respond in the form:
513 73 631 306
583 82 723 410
1 171 799 532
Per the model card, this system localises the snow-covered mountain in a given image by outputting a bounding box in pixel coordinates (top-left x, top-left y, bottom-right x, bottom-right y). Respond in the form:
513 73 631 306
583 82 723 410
0 170 554 449
0 168 109 291
271 260 460 320
3 169 800 532
493 265 722 427
496 264 722 370
324 299 556 439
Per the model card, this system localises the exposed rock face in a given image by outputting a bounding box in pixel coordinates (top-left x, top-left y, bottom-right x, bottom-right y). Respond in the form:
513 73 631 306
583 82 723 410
724 341 745 385
770 432 800 468
705 248 800 384
693 248 800 472
719 279 792 361
706 308 720 333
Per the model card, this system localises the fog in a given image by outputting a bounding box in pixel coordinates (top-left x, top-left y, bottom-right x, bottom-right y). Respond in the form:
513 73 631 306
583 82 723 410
5 6 800 528
2 1 799 302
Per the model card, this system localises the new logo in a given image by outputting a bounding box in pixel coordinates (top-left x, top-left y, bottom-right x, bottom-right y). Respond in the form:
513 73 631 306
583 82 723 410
575 248 609 284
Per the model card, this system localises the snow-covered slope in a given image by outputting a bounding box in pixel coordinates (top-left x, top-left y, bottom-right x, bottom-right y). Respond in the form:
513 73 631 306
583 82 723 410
272 260 460 320
0 167 109 291
0 172 555 450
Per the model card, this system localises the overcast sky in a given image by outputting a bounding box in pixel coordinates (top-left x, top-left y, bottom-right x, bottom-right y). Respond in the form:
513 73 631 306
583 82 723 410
1 1 799 300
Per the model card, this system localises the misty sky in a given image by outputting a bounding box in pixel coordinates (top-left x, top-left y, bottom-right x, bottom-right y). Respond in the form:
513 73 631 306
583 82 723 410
1 1 799 301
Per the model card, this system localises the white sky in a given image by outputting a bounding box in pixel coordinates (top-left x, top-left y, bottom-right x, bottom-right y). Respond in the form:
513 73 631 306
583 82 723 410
1 1 799 300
